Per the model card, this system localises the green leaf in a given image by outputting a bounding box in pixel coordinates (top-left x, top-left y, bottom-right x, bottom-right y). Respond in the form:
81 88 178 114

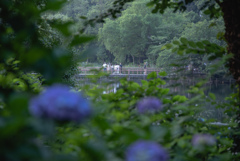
163 98 171 104
196 42 205 49
160 45 166 50
186 48 193 54
173 40 180 45
188 41 197 48
172 95 187 103
52 21 73 36
202 40 210 45
146 1 155 7
131 82 140 89
141 80 149 88
161 88 170 95
172 47 178 53
43 0 67 11
147 72 157 79
209 22 217 28
80 16 87 19
209 92 216 100
70 35 96 46
217 32 225 40
158 71 167 76
180 37 188 44
165 43 172 49
203 9 211 15
177 49 184 55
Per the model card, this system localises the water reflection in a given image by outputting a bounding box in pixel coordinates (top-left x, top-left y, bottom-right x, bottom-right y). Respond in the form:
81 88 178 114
75 77 235 121
99 81 234 101
103 83 120 94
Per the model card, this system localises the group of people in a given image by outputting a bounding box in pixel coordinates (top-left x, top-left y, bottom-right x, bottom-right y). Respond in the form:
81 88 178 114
103 62 122 74
103 62 148 74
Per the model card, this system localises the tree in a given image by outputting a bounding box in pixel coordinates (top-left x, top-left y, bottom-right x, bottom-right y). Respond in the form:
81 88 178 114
99 0 163 64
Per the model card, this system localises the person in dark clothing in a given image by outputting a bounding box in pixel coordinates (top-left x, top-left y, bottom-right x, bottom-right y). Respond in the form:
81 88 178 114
144 62 147 75
120 63 122 74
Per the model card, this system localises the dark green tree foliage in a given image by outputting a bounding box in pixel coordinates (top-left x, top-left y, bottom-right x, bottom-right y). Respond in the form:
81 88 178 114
96 0 226 68
0 0 91 160
99 0 162 64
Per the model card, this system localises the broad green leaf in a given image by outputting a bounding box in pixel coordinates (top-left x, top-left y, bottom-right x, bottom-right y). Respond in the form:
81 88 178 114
217 32 225 40
180 37 188 44
165 43 172 49
196 42 205 49
160 88 170 95
158 71 167 76
173 40 180 45
172 47 178 53
147 72 157 79
146 1 155 7
177 49 184 55
141 80 149 88
80 16 87 19
51 21 73 36
188 41 197 48
163 98 171 104
43 0 67 11
203 9 211 15
131 82 140 89
70 35 96 46
209 22 217 27
161 45 167 50
172 95 187 103
202 40 211 45
209 92 216 100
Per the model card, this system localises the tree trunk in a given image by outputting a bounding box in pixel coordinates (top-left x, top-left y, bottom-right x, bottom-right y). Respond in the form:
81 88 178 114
221 0 240 86
220 0 240 153
132 55 135 65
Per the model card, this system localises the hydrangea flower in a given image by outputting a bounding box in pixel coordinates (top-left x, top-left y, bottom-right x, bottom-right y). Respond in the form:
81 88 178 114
125 140 169 161
29 84 91 122
198 118 205 122
136 97 162 114
192 134 216 147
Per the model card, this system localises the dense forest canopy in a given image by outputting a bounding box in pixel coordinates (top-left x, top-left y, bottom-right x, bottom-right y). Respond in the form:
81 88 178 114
55 0 226 69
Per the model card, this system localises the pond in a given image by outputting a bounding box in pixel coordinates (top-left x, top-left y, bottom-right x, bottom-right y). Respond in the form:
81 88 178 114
74 75 236 121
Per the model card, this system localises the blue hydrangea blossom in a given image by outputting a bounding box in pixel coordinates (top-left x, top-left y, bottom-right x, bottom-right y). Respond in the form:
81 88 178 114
136 97 163 114
29 84 91 122
192 134 216 147
125 140 169 161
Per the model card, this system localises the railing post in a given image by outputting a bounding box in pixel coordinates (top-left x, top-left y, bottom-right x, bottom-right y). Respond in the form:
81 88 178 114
128 69 130 75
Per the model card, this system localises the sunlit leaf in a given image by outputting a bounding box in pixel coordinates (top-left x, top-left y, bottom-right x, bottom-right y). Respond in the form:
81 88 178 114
70 35 96 46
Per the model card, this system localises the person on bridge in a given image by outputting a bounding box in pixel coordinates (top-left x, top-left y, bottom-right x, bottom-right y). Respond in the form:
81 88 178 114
120 63 122 74
111 64 114 73
107 63 111 73
103 62 107 72
144 62 147 75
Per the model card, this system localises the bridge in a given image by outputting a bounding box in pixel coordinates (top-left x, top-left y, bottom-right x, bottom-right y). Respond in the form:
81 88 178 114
76 67 234 84
78 67 204 75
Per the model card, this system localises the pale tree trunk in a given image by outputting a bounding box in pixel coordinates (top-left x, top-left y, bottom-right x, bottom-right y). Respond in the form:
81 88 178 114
132 55 135 65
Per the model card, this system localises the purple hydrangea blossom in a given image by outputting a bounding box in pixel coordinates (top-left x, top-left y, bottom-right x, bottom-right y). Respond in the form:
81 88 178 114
192 134 216 147
125 140 169 161
29 84 91 122
136 97 163 114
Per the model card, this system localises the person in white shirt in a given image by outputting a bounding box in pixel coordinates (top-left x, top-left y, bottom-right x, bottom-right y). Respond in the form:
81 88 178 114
111 64 114 73
103 62 107 71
